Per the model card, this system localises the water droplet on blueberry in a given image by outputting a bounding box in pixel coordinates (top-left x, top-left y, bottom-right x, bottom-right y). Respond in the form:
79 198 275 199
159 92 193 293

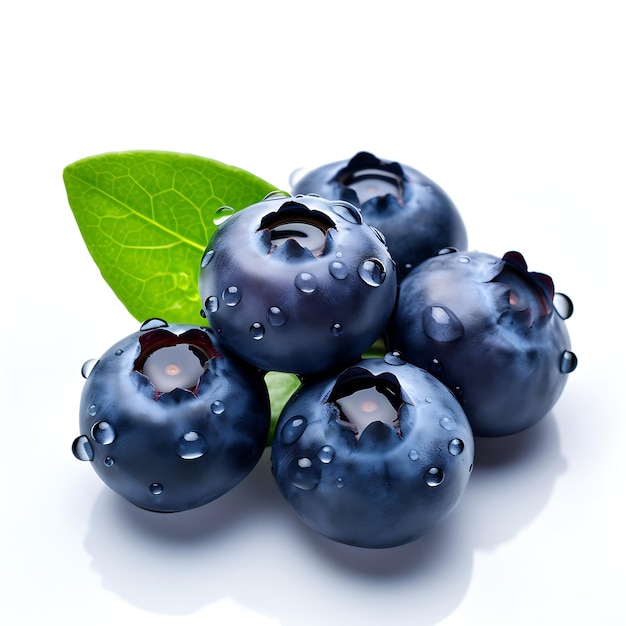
206 296 219 312
384 351 406 366
150 483 163 495
448 438 464 455
91 421 116 445
211 400 225 414
267 306 287 326
335 477 344 488
439 416 453 431
288 457 321 490
140 318 169 331
425 467 445 486
318 445 335 463
72 435 93 461
408 449 419 461
250 322 265 340
458 255 470 263
329 260 349 280
177 431 208 459
281 416 307 444
222 286 241 306
358 258 386 287
200 249 215 267
423 305 464 342
554 292 574 319
81 359 98 379
330 201 362 224
88 404 97 416
560 350 578 373
295 272 318 293
213 206 235 225
331 323 343 336
104 456 115 467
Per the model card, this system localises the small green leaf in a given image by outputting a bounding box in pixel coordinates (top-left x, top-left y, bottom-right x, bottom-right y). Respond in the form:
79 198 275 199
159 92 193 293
265 371 301 445
63 151 278 325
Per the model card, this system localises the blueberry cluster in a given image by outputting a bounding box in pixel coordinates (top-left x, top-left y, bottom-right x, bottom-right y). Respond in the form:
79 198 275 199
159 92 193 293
72 151 577 548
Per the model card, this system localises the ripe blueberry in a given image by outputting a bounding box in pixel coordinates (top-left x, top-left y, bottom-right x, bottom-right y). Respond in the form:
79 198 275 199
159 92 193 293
386 249 577 437
271 356 474 548
72 319 270 512
290 151 468 280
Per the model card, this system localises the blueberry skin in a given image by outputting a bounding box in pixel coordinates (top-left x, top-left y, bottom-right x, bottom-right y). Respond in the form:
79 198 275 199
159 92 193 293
199 193 398 375
291 151 468 280
271 357 474 549
386 249 577 437
72 320 270 512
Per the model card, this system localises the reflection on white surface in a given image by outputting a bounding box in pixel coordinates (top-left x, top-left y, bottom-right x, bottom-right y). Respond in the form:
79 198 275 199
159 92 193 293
81 414 563 625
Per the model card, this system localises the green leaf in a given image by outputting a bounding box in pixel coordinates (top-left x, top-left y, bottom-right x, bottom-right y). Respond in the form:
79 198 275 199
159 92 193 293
63 151 278 325
265 371 301 445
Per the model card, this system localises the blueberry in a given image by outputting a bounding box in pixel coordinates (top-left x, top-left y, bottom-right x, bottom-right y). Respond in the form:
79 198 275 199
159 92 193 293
385 249 577 437
72 319 270 512
271 357 474 548
198 193 398 375
291 151 468 280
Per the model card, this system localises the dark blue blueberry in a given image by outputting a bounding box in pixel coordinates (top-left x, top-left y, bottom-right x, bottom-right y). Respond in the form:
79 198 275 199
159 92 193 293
386 250 577 437
72 320 270 512
291 151 468 280
198 194 398 375
271 357 474 548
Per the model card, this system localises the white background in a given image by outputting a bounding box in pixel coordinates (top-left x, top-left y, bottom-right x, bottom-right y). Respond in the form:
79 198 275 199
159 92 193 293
1 1 624 624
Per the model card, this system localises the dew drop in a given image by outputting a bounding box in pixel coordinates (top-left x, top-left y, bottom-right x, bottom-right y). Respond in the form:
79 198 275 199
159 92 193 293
423 305 464 342
449 438 464 456
281 416 307 444
267 306 287 327
104 456 115 467
329 260 349 280
211 400 225 415
72 435 93 461
358 258 386 287
206 296 219 313
430 358 442 373
250 322 265 340
335 477 344 488
439 416 453 431
331 201 362 224
425 467 445 487
81 359 98 379
560 350 578 373
384 351 405 366
436 247 458 256
408 449 419 461
115 349 124 356
554 292 574 319
150 483 163 495
425 396 433 403
177 431 208 460
264 190 292 201
222 286 241 306
318 445 335 463
201 249 215 267
458 255 471 264
91 421 116 445
288 457 321 490
331 323 343 336
213 206 235 226
295 272 318 293
87 404 97 417
140 318 169 331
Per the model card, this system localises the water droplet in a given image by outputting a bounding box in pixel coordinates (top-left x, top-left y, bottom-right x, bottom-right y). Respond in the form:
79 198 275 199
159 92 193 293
281 416 307 444
211 400 225 414
250 322 265 340
335 477 344 488
72 435 93 461
408 449 419 461
264 190 292 201
222 286 241 306
554 292 574 319
213 206 235 226
206 296 219 313
329 260 349 280
91 421 116 445
104 456 115 467
358 258 386 287
458 255 470 264
335 251 343 258
439 416 453 431
295 272 318 293
115 349 124 356
370 226 386 244
288 457 321 490
331 323 343 336
318 445 335 463
177 431 208 460
384 351 405 366
140 318 169 331
150 483 163 495
560 350 578 373
425 396 433 403
81 359 98 379
423 305 464 342
267 306 287 326
331 202 362 224
201 249 215 267
425 467 445 487
449 438 464 455
430 358 442 373
436 247 458 256
88 404 97 417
